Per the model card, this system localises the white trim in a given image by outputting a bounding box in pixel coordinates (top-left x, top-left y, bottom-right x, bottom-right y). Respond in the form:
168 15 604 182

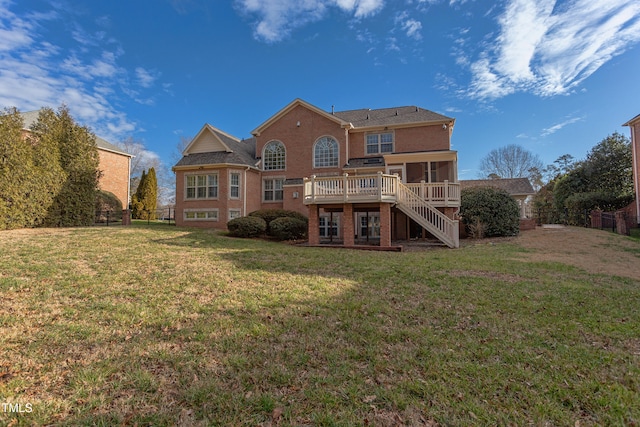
386 165 406 183
312 135 340 169
262 140 286 171
262 177 285 203
228 208 242 221
184 208 219 221
184 172 219 201
228 170 241 200
364 130 395 156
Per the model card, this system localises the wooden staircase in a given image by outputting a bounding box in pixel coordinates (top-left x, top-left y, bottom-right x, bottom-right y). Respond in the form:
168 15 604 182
396 182 459 248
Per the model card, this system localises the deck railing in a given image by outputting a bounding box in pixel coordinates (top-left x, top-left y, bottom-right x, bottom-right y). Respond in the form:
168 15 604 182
304 173 460 206
304 172 398 203
404 181 460 207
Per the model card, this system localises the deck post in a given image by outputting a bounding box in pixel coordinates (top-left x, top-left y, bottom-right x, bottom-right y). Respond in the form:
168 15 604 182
444 180 449 207
380 202 392 248
343 173 349 202
308 204 320 245
343 204 354 246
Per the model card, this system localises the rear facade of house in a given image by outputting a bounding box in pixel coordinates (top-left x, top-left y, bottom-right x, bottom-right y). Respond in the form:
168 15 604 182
173 99 460 248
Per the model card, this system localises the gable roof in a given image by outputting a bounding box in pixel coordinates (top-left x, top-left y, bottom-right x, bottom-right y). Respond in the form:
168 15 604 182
334 105 454 129
251 98 349 136
20 110 132 157
174 123 256 169
460 178 535 196
251 99 455 136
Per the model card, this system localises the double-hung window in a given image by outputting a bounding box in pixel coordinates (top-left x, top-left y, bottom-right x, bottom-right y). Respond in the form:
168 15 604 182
366 132 394 154
264 178 284 201
186 174 218 199
229 172 240 199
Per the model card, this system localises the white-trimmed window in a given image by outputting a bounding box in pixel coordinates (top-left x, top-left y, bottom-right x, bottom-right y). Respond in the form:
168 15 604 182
263 178 284 202
263 140 286 171
229 172 240 199
313 136 339 168
319 216 339 238
184 209 219 221
366 132 394 155
186 173 218 199
228 209 242 221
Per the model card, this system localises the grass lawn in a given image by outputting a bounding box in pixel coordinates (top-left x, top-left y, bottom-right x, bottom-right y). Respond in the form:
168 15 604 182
1 224 639 426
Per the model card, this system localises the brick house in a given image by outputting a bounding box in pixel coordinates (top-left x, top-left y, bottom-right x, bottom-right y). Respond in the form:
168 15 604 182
623 114 640 225
21 111 133 207
173 99 460 248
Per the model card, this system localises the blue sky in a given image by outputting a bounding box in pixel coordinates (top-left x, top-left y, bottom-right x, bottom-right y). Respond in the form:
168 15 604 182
2 0 640 180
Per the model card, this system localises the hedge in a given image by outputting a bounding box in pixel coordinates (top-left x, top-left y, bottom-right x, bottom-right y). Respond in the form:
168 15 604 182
269 217 308 241
227 216 267 238
460 187 520 237
248 209 308 234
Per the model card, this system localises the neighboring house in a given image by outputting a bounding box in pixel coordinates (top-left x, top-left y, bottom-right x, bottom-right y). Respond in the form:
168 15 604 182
173 98 460 248
623 114 640 224
460 178 535 218
21 110 133 207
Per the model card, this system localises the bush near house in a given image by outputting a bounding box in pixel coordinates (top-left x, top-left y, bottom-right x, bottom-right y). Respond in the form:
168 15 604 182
269 216 308 241
248 209 308 235
227 216 267 238
460 187 520 237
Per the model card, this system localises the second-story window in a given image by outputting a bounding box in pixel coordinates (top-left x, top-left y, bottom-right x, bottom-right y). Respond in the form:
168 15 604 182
263 140 286 170
366 132 394 154
314 136 339 168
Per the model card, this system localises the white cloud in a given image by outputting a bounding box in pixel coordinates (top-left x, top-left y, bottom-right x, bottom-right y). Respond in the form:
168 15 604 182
395 11 423 40
467 0 640 99
540 115 584 137
0 1 163 144
135 67 159 88
236 0 384 42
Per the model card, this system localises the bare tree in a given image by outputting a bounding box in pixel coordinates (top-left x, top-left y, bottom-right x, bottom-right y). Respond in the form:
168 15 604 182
171 136 192 164
479 144 543 183
117 137 161 179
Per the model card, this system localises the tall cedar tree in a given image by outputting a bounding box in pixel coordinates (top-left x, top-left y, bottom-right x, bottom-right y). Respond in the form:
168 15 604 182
131 168 158 219
131 169 146 219
0 108 65 229
143 167 158 219
33 106 100 227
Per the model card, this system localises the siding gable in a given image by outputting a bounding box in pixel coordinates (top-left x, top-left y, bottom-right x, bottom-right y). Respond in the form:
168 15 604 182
185 124 238 155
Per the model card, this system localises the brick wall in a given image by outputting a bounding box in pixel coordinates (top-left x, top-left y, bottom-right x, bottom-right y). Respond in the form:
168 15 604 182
98 149 130 207
256 104 346 182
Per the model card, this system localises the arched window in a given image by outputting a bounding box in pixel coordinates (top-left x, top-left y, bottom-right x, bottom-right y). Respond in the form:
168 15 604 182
314 136 339 168
263 140 285 170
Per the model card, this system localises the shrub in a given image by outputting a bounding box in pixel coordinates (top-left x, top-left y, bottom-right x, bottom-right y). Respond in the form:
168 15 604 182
227 216 266 238
269 217 308 241
95 190 123 214
248 209 307 234
460 187 520 237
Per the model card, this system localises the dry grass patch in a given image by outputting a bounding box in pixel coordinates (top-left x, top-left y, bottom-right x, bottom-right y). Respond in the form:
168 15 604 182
1 224 639 426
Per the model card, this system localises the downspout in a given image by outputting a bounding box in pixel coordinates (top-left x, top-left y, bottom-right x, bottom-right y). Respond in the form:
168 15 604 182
344 126 350 165
244 166 250 216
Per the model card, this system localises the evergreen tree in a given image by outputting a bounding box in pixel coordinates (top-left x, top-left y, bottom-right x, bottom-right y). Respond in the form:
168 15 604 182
0 108 65 229
33 106 100 227
143 167 158 220
132 168 158 220
131 169 146 219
